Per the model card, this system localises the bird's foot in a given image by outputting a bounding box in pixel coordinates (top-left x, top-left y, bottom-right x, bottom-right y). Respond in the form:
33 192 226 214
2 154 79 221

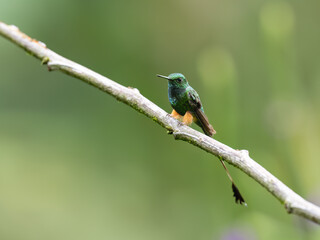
177 121 184 127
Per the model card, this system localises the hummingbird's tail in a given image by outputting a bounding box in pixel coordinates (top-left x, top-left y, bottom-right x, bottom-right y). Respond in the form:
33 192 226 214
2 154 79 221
219 157 246 205
193 108 216 136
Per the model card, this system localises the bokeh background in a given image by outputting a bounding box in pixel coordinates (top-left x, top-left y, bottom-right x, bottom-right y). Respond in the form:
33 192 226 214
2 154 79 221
1 0 320 239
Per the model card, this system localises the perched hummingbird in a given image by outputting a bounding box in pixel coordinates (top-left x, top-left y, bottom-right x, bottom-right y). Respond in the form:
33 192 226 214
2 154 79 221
157 73 216 136
157 73 246 205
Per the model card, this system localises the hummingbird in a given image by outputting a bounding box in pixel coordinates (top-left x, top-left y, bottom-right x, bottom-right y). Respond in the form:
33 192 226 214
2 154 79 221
157 73 216 136
157 73 246 205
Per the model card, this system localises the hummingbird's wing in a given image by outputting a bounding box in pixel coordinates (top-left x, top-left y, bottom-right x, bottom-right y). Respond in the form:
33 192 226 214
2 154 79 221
187 89 216 136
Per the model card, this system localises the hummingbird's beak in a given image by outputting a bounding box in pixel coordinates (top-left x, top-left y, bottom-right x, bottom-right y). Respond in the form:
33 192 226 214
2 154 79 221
157 74 170 80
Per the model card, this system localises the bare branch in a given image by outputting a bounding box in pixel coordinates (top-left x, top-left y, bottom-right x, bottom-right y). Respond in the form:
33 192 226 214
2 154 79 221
1 21 319 224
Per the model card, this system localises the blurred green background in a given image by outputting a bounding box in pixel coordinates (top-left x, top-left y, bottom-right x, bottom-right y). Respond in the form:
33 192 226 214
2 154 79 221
1 0 320 239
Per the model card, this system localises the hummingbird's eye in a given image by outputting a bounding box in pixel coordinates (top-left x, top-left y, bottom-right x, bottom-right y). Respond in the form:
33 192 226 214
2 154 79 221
177 78 182 83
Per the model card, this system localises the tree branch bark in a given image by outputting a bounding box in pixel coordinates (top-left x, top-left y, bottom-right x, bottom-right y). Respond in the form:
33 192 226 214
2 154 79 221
1 21 319 224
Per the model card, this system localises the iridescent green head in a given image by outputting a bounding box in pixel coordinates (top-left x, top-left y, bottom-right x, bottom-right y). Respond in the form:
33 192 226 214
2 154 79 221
157 73 189 89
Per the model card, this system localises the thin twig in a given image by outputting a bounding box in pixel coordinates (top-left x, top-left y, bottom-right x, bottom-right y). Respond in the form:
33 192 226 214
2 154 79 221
1 21 320 224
